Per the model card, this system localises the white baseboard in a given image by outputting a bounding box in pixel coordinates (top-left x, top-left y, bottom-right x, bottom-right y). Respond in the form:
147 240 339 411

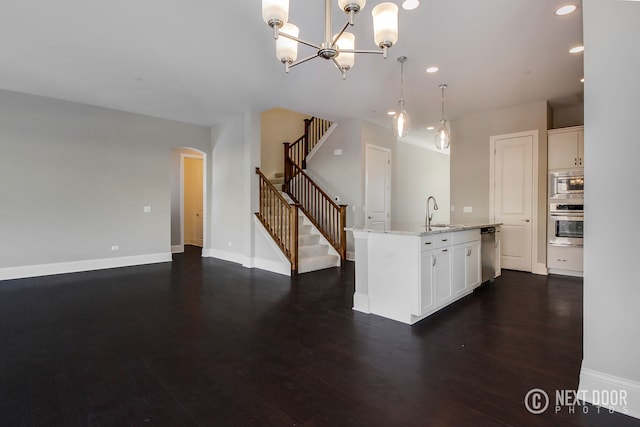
353 292 370 314
171 245 184 253
253 258 291 276
0 253 172 282
548 268 583 278
579 368 640 419
532 262 549 275
347 251 355 262
203 248 247 265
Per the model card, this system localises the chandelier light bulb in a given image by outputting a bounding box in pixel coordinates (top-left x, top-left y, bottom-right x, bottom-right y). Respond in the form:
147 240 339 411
393 101 411 139
276 23 299 69
372 3 399 50
262 0 289 36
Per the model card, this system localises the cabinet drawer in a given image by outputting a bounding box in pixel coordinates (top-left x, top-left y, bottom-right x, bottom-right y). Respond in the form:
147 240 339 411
452 229 480 245
547 245 583 271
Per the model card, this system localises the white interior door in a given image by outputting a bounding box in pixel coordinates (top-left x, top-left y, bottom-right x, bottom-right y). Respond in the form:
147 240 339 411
365 145 391 231
492 134 534 272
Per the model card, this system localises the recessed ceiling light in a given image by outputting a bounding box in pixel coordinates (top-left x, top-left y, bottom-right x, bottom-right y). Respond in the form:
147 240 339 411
555 4 577 15
402 0 420 11
426 66 439 73
387 111 396 116
426 126 435 130
580 77 584 83
569 45 584 54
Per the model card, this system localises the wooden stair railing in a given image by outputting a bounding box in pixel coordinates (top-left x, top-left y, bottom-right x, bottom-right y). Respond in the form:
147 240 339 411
275 115 347 262
255 168 299 272
285 162 347 260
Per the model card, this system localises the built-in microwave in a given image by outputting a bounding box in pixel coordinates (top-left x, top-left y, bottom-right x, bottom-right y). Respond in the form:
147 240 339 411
550 170 584 199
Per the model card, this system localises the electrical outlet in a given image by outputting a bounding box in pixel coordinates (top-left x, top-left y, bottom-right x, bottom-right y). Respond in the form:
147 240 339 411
111 245 120 251
144 206 152 213
463 206 473 213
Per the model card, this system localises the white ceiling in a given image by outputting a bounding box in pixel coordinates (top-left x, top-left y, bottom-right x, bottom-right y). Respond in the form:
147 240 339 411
0 0 583 133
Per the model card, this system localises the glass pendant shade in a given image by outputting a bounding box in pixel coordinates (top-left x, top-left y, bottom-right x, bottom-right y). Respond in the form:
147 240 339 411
393 101 411 139
372 3 398 48
335 32 356 69
276 23 299 63
338 0 366 12
434 120 451 150
262 0 289 26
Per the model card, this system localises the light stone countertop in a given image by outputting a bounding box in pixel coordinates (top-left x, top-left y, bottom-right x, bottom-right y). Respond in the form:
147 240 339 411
347 223 502 237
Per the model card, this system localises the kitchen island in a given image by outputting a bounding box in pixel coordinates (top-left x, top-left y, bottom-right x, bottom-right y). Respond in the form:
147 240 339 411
349 224 501 325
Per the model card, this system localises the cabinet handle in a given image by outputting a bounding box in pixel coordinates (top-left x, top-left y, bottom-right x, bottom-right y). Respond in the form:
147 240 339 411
432 255 436 266
574 158 577 165
442 249 448 252
442 239 448 242
467 247 471 256
424 242 432 245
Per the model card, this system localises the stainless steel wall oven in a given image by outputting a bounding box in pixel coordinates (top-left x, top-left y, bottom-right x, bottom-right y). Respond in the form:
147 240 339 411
549 202 583 247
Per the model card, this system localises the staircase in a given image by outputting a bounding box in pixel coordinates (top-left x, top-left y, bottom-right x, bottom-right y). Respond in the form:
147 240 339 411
278 190 340 273
256 116 346 274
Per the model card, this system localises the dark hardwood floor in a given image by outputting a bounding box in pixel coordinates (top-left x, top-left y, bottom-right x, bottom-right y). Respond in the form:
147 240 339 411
1 246 638 426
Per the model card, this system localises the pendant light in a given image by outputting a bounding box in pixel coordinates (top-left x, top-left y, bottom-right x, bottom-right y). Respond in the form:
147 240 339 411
392 56 411 139
435 84 451 150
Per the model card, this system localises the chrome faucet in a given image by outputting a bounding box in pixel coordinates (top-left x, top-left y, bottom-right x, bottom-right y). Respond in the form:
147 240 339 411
426 196 439 230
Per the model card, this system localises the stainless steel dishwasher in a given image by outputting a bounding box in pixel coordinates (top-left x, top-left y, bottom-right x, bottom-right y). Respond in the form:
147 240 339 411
481 227 496 283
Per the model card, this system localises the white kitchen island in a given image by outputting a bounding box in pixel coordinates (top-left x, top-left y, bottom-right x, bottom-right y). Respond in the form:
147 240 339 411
350 224 501 325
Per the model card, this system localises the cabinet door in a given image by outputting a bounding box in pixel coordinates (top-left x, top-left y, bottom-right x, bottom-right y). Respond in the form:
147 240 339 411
418 251 434 315
548 131 580 169
466 240 482 289
433 248 452 307
451 244 467 297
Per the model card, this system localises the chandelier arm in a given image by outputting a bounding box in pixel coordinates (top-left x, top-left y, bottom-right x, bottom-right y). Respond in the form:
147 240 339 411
340 49 385 55
287 53 321 69
331 21 351 47
277 31 322 50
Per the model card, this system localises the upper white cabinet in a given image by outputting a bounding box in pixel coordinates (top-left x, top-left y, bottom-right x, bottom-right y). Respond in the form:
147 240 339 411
548 126 584 170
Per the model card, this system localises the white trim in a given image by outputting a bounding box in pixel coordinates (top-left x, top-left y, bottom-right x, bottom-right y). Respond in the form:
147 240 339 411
489 130 540 274
253 258 291 276
203 248 247 266
171 244 184 253
353 292 371 313
579 368 640 419
0 253 172 282
346 251 355 261
179 151 207 255
548 268 583 278
306 122 338 163
532 262 549 275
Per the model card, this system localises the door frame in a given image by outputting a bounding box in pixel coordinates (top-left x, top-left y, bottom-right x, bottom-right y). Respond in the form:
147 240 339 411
179 151 207 253
364 144 391 230
489 130 543 274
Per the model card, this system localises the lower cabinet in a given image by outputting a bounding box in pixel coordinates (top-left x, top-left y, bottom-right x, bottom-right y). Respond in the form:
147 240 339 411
452 239 482 297
433 248 452 306
419 250 434 315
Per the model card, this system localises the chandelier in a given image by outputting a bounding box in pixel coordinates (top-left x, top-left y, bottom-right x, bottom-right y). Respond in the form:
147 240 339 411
262 0 399 79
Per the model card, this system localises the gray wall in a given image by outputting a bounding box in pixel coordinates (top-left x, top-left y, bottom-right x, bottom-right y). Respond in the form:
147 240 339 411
450 100 548 265
581 0 640 413
0 89 210 269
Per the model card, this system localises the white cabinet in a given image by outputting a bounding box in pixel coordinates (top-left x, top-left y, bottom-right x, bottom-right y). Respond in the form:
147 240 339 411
548 126 584 169
433 248 452 307
451 239 481 297
418 250 434 315
547 245 583 273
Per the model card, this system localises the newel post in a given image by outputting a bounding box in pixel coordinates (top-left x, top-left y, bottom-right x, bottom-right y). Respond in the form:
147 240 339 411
290 203 300 272
303 118 312 169
283 142 291 192
339 204 347 260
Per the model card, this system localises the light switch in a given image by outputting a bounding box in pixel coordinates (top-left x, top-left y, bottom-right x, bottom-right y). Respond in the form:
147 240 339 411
144 206 152 213
464 206 473 213
333 149 343 156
